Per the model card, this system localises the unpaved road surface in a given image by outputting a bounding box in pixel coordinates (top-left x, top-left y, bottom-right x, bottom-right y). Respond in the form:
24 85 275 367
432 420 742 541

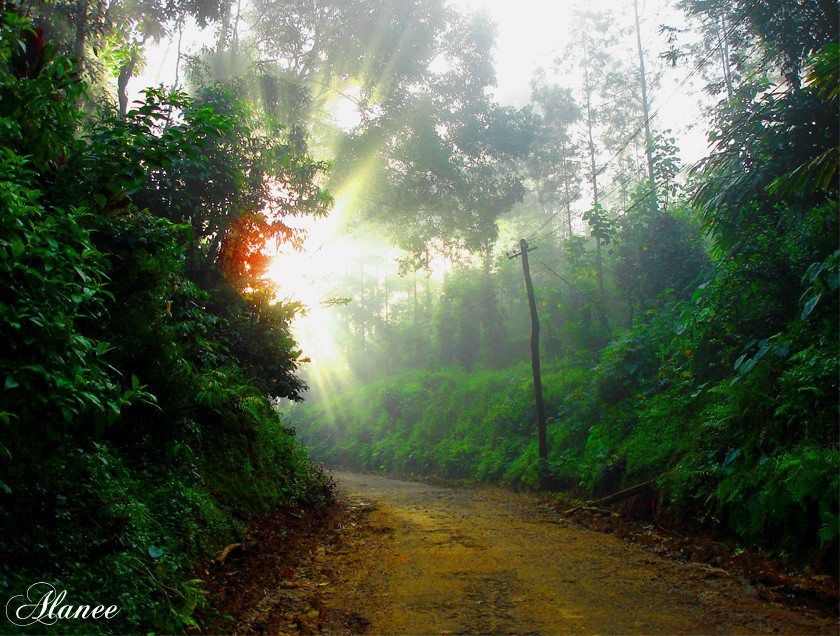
315 471 834 635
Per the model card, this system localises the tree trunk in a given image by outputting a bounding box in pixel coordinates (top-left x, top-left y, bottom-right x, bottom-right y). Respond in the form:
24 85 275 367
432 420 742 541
633 0 656 191
562 151 573 238
72 0 88 66
582 36 605 302
117 46 142 116
217 0 232 53
718 12 734 100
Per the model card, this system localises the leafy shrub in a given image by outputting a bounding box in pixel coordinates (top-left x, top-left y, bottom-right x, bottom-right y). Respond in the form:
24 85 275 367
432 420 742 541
0 16 333 633
714 445 839 554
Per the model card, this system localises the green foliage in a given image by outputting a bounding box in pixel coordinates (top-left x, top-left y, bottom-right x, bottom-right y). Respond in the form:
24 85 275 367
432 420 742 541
0 15 332 633
0 15 84 166
294 364 586 486
136 78 332 289
0 156 131 446
71 86 228 211
685 443 840 554
583 203 615 245
691 45 838 254
612 202 710 314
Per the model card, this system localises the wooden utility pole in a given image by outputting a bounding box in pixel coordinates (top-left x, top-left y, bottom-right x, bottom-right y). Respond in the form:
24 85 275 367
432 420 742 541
510 239 548 461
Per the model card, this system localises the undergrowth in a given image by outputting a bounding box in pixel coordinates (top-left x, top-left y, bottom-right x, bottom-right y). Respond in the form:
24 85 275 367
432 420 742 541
0 17 333 634
294 266 839 570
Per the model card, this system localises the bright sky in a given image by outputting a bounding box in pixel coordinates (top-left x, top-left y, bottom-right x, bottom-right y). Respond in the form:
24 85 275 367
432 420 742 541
136 0 696 138
135 0 709 161
454 0 708 160
456 0 588 106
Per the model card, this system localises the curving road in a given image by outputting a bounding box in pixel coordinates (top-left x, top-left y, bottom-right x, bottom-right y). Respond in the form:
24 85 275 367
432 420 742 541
316 470 833 635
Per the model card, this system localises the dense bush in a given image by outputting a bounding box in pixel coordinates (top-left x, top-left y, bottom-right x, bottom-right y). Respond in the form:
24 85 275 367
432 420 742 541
0 15 331 633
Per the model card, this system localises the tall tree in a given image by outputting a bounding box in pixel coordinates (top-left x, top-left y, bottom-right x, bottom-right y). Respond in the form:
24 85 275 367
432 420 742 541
690 1 839 242
559 11 623 299
229 0 534 264
528 77 582 238
247 0 444 118
668 0 756 101
19 0 222 108
676 0 837 98
336 10 534 264
633 0 656 189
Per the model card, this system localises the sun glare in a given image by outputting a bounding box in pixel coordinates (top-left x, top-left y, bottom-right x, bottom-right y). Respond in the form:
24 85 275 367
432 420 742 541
267 231 341 360
264 190 355 366
329 89 363 132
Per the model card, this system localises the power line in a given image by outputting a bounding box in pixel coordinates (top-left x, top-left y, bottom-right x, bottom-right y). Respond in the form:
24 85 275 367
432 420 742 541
517 0 759 257
525 211 559 243
563 0 761 214
537 257 613 338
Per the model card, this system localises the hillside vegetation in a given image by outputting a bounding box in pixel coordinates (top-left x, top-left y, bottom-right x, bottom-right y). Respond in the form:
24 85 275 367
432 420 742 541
293 32 839 568
0 16 331 633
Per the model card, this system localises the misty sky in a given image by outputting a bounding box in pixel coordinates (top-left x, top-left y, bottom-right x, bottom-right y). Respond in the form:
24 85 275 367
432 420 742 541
132 0 715 364
136 0 709 165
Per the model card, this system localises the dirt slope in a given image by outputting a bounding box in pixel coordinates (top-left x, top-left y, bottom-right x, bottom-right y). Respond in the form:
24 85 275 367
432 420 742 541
200 470 836 635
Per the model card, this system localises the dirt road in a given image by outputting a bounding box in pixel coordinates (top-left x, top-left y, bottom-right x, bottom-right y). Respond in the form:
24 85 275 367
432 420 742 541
313 471 833 635
202 470 836 635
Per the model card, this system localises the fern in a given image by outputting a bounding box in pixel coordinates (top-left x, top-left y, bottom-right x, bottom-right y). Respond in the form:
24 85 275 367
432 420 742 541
783 447 839 504
172 578 208 630
818 509 839 545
